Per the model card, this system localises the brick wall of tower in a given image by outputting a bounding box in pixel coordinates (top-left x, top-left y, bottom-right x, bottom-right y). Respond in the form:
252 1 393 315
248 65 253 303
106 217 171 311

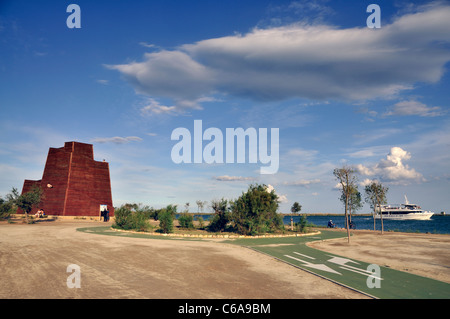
18 141 114 217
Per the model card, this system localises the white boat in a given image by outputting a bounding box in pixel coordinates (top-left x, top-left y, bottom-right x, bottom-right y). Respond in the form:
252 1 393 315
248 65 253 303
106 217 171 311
375 195 434 220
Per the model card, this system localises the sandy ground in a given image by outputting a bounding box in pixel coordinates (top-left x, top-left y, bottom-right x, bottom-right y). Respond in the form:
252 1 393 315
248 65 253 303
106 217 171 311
308 229 450 284
0 219 366 299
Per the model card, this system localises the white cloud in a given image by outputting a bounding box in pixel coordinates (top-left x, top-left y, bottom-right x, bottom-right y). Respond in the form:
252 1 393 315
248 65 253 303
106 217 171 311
356 147 424 184
91 136 143 144
384 100 445 117
108 4 450 112
259 0 335 27
283 179 321 187
285 148 319 161
265 184 288 203
277 194 288 203
139 42 157 48
96 79 109 85
140 98 179 115
106 50 214 111
348 149 378 158
213 175 254 182
359 178 375 187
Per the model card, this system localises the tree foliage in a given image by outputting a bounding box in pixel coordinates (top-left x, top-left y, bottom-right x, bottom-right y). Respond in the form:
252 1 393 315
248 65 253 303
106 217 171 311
178 213 194 229
340 184 363 222
112 205 151 232
15 186 43 214
7 186 43 223
290 202 302 214
229 184 283 235
0 195 14 219
296 214 312 233
158 205 177 233
364 180 389 233
334 166 357 243
207 198 230 232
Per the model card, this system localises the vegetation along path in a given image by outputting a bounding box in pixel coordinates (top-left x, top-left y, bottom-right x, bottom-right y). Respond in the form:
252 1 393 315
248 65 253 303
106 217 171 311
79 227 450 299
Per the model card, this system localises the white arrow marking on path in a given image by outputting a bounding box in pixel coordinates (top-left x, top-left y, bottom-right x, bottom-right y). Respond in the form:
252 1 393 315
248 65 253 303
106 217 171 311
284 255 342 275
327 255 383 280
293 252 315 259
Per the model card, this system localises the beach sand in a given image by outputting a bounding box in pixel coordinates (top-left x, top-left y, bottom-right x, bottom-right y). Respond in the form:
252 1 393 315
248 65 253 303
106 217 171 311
0 219 448 299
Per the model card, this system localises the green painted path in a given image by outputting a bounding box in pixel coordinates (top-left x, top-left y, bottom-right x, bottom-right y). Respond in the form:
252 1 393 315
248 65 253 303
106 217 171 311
228 231 450 299
78 227 450 299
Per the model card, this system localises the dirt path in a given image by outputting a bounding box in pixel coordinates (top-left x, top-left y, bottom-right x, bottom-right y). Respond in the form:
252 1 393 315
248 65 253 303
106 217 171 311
0 220 366 299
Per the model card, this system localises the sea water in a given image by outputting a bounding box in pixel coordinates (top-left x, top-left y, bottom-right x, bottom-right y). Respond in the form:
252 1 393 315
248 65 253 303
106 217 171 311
181 214 450 234
283 214 450 234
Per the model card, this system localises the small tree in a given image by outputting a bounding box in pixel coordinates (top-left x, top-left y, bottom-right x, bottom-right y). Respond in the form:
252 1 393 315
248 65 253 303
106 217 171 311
0 192 16 220
296 214 308 233
196 200 207 214
208 198 229 233
340 185 363 224
291 202 302 214
364 181 389 234
132 212 151 232
10 186 43 224
334 166 358 243
112 205 151 231
158 210 173 233
230 184 283 235
178 213 194 229
196 216 205 229
158 205 176 233
113 206 133 229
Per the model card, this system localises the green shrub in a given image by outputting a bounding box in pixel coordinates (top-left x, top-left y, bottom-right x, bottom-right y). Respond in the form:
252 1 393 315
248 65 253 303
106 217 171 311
136 205 157 220
132 212 152 232
113 206 133 229
112 206 151 232
207 199 229 232
0 198 13 220
230 184 283 235
178 213 194 229
196 216 205 229
158 209 174 233
296 215 308 233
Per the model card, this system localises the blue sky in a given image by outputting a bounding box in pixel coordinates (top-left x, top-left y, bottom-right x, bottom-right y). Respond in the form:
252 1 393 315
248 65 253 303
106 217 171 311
1 0 449 214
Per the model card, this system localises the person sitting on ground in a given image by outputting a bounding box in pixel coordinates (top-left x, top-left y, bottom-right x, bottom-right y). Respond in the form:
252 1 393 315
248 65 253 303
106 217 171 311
327 220 335 228
35 209 43 218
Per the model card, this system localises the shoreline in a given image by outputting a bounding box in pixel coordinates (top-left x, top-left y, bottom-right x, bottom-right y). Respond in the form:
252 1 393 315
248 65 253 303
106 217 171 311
5 214 450 236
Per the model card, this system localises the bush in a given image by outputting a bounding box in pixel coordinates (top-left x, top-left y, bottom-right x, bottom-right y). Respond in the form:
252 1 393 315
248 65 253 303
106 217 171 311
137 205 157 220
207 199 229 232
158 209 174 233
132 212 152 232
0 197 13 220
196 216 205 229
296 215 308 233
112 205 151 231
178 213 194 229
230 184 283 235
113 206 133 229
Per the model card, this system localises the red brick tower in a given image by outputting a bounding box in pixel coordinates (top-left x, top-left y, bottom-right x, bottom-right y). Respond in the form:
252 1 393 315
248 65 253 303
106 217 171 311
20 141 114 217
